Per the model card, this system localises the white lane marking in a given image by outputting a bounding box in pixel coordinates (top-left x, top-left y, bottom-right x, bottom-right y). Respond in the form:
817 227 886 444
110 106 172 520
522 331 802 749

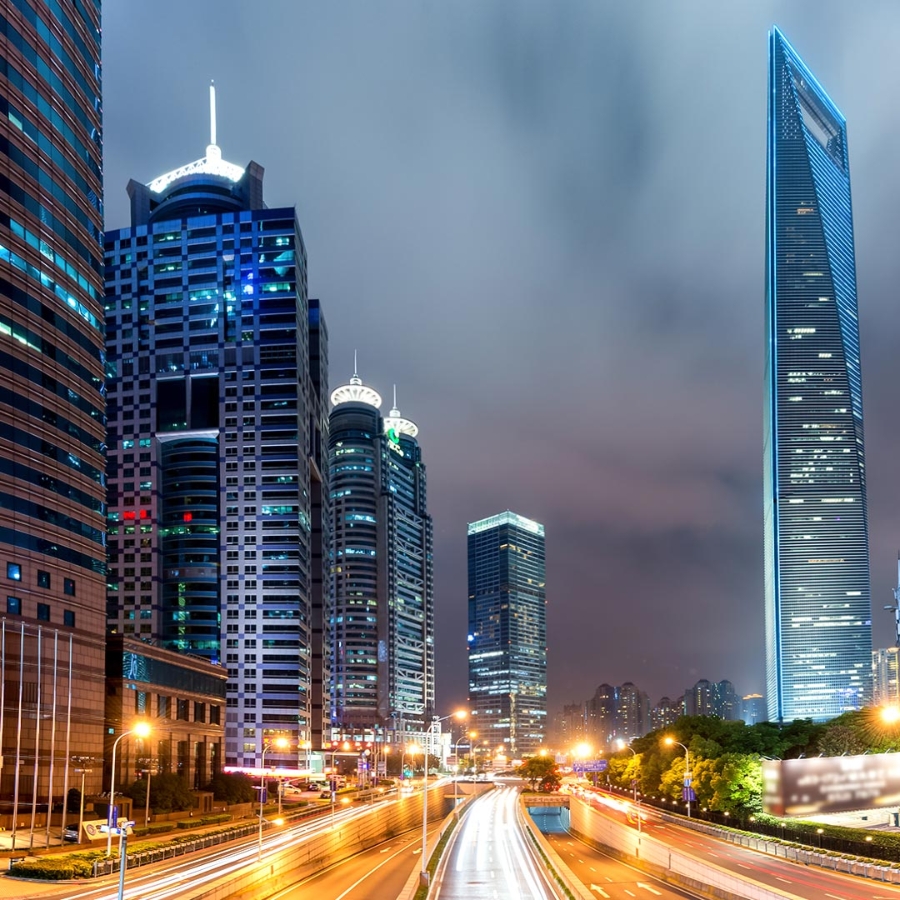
825 896 846 900
637 885 662 896
590 887 610 898
776 877 791 883
737 863 751 869
624 892 636 898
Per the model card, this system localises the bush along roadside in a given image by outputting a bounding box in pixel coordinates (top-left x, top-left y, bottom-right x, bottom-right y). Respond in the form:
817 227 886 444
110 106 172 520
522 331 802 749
9 808 306 879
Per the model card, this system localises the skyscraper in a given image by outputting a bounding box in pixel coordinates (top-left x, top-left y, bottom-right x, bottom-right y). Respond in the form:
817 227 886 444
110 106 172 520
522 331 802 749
328 372 433 746
467 511 546 758
104 89 328 767
765 27 872 723
0 0 106 818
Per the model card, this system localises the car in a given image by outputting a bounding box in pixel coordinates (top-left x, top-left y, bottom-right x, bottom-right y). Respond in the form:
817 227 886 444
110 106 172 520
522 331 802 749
63 826 79 843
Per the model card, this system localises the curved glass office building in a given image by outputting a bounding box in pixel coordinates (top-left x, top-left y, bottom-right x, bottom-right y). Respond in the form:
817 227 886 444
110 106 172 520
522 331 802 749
765 27 872 722
0 0 107 813
328 374 433 746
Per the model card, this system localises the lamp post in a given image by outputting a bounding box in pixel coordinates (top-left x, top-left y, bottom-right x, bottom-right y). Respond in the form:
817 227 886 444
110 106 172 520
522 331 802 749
421 711 467 888
72 766 92 843
664 737 691 818
258 736 289 861
106 722 151 857
618 740 642 849
452 730 474 817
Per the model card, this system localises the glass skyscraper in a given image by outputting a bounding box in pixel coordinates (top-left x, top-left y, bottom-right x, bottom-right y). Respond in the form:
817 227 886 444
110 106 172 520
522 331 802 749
0 0 107 818
765 27 872 723
104 100 330 767
467 511 546 758
328 373 434 748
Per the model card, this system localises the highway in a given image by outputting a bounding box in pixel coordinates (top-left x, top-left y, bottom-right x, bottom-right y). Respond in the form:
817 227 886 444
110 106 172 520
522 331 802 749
575 794 900 900
49 800 373 900
266 822 442 900
432 783 561 900
544 831 700 900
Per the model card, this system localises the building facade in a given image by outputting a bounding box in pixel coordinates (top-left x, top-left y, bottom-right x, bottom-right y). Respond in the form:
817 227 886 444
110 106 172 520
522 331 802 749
104 102 327 769
467 511 546 758
328 373 433 747
872 649 900 708
0 0 107 817
764 27 872 722
105 635 227 791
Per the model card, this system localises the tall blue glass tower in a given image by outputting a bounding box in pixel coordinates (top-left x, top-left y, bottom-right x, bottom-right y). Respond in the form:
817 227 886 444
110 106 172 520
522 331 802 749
765 27 872 723
468 511 546 758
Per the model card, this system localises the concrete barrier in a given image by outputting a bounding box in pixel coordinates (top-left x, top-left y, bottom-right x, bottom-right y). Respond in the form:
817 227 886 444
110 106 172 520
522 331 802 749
173 788 454 900
569 799 805 900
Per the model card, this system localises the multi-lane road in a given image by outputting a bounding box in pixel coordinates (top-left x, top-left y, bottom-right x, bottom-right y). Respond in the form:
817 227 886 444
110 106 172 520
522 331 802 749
431 783 560 899
575 794 900 900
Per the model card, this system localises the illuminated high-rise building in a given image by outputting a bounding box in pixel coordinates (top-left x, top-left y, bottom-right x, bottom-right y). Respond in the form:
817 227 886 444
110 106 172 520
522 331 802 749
765 27 872 722
104 88 329 767
467 511 546 757
328 372 433 746
0 0 106 817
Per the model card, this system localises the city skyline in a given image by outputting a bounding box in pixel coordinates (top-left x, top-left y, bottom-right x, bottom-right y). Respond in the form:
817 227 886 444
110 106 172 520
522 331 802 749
101 4 900 712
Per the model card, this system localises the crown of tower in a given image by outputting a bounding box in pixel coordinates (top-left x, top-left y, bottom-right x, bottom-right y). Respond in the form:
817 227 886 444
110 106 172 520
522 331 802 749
383 384 419 439
330 353 382 409
147 82 245 194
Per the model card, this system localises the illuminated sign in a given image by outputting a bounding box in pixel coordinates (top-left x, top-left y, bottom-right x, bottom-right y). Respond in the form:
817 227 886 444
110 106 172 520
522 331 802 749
763 754 900 816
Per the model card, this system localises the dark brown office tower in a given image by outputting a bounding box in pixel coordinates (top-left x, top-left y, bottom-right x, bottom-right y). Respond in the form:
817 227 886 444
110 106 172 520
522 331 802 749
0 0 106 839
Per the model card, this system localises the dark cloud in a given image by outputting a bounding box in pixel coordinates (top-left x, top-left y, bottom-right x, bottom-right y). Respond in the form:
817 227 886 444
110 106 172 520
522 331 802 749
102 1 900 717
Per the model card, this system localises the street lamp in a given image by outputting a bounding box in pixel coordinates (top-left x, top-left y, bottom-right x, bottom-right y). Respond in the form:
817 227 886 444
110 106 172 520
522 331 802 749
421 710 467 888
72 764 94 844
107 722 151 857
617 740 642 849
330 740 351 828
258 736 289 861
453 730 475 817
663 737 691 818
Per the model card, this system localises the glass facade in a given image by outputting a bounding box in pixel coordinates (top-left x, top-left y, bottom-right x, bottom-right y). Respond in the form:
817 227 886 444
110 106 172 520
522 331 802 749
765 27 872 722
0 0 107 816
105 138 329 766
328 379 434 745
467 511 546 757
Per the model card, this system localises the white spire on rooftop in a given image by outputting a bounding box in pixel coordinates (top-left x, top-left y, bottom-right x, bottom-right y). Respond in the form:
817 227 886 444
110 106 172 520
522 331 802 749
148 81 245 194
330 353 382 409
384 383 419 439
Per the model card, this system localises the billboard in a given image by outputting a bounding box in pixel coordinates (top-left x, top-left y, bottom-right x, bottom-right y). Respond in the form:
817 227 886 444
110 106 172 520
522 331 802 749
763 753 900 816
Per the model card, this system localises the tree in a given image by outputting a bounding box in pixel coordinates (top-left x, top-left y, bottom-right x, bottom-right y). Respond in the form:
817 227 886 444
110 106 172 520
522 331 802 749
516 756 560 792
205 772 257 804
708 754 763 814
124 773 194 812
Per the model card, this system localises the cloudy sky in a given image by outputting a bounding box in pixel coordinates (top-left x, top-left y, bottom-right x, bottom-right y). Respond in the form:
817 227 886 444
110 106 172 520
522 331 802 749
103 2 900 715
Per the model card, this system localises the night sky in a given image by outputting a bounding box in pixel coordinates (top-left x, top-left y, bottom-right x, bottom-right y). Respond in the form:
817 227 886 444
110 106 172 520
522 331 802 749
102 2 900 716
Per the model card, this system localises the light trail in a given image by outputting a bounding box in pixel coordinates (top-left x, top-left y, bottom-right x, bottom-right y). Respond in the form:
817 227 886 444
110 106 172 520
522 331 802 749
57 801 373 900
436 785 561 900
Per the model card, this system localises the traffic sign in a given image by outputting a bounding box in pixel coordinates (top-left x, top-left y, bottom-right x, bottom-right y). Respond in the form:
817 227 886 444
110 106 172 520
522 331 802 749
573 760 608 773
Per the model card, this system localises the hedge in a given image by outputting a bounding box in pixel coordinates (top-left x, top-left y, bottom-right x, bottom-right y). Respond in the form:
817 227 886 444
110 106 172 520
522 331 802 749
10 859 75 880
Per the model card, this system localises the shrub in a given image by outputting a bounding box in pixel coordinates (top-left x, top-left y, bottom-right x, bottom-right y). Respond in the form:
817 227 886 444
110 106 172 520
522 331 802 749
10 859 75 880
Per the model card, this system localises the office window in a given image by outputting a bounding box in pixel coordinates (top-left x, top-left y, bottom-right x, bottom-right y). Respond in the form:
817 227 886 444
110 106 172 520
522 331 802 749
64 578 76 596
37 603 50 621
158 695 170 718
64 610 75 627
7 596 21 615
37 570 50 589
7 563 21 581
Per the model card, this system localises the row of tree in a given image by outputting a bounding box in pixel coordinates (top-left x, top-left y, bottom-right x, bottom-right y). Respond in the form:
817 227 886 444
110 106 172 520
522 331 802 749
519 710 900 814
